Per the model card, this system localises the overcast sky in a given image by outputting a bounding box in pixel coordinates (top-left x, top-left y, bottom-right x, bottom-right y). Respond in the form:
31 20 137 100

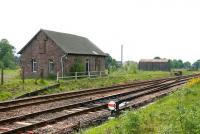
0 0 200 63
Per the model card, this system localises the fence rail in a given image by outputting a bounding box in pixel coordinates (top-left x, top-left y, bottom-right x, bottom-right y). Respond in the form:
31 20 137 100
57 71 107 81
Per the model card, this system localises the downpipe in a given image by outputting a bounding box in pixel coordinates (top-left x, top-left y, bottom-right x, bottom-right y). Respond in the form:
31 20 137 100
60 54 68 77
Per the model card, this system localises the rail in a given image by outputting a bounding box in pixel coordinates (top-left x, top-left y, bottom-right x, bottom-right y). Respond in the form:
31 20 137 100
0 75 197 134
0 74 199 134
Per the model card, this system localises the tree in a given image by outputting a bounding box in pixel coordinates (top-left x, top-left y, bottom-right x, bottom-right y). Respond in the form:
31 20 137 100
183 61 191 69
0 39 16 68
177 59 184 68
0 39 16 85
14 55 20 66
193 60 200 70
169 59 184 69
154 56 161 59
105 55 120 72
169 59 177 68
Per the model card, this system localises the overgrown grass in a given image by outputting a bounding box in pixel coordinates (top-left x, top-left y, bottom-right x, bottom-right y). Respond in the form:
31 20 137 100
2 69 20 82
82 79 200 134
0 69 55 101
0 68 199 101
0 79 55 101
46 71 172 94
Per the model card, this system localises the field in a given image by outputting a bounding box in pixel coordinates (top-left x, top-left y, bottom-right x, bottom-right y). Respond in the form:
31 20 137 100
82 78 200 134
0 68 199 101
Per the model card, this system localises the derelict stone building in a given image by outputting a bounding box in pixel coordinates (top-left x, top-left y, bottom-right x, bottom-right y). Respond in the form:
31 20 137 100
18 29 107 78
138 59 171 71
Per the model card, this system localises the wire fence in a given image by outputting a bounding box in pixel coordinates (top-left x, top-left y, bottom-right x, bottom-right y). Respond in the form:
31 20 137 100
57 71 107 81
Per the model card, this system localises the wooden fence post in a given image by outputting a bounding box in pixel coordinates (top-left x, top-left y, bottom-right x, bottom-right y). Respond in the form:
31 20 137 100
56 72 59 82
22 68 25 84
88 71 90 78
1 68 3 85
75 72 77 80
22 67 25 90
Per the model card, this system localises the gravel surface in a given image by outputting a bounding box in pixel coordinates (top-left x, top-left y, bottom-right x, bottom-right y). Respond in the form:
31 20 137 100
0 85 153 130
0 85 148 119
0 80 183 134
33 84 183 134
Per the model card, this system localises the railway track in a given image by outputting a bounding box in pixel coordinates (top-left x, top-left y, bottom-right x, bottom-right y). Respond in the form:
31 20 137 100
0 76 182 112
0 74 199 134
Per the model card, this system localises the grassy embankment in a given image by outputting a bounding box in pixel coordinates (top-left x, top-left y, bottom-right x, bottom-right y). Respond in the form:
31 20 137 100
0 69 171 101
0 69 55 101
0 68 199 101
82 78 200 134
56 69 200 94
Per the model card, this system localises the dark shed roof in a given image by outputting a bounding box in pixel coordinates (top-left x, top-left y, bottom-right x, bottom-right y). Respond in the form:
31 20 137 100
139 59 169 63
18 29 107 56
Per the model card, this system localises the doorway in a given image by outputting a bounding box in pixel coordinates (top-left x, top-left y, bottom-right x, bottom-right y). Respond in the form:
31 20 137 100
86 59 90 73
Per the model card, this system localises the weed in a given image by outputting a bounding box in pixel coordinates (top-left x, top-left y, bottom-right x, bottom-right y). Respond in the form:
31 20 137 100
82 83 200 134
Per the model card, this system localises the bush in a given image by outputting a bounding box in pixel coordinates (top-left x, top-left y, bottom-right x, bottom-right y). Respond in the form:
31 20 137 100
123 61 138 74
47 73 57 80
123 111 140 134
70 58 84 73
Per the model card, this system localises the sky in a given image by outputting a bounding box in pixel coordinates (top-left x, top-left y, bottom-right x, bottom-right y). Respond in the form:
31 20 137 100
0 0 200 63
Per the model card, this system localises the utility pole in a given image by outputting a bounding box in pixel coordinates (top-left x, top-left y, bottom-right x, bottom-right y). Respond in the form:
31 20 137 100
121 44 123 66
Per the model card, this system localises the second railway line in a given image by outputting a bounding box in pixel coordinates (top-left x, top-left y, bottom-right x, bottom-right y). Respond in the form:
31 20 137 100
0 76 182 112
0 74 199 134
0 77 174 120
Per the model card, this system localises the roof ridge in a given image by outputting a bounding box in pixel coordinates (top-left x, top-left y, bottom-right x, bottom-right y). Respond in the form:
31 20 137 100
139 59 169 62
41 29 88 39
19 29 106 56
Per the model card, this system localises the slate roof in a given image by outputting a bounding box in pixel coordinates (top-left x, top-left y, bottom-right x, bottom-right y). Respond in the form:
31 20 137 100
139 59 169 63
18 29 106 56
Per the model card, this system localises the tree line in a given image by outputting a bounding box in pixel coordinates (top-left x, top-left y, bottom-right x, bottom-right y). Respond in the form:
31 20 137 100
0 39 19 69
154 57 200 70
1 38 200 81
0 39 19 84
106 55 200 71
